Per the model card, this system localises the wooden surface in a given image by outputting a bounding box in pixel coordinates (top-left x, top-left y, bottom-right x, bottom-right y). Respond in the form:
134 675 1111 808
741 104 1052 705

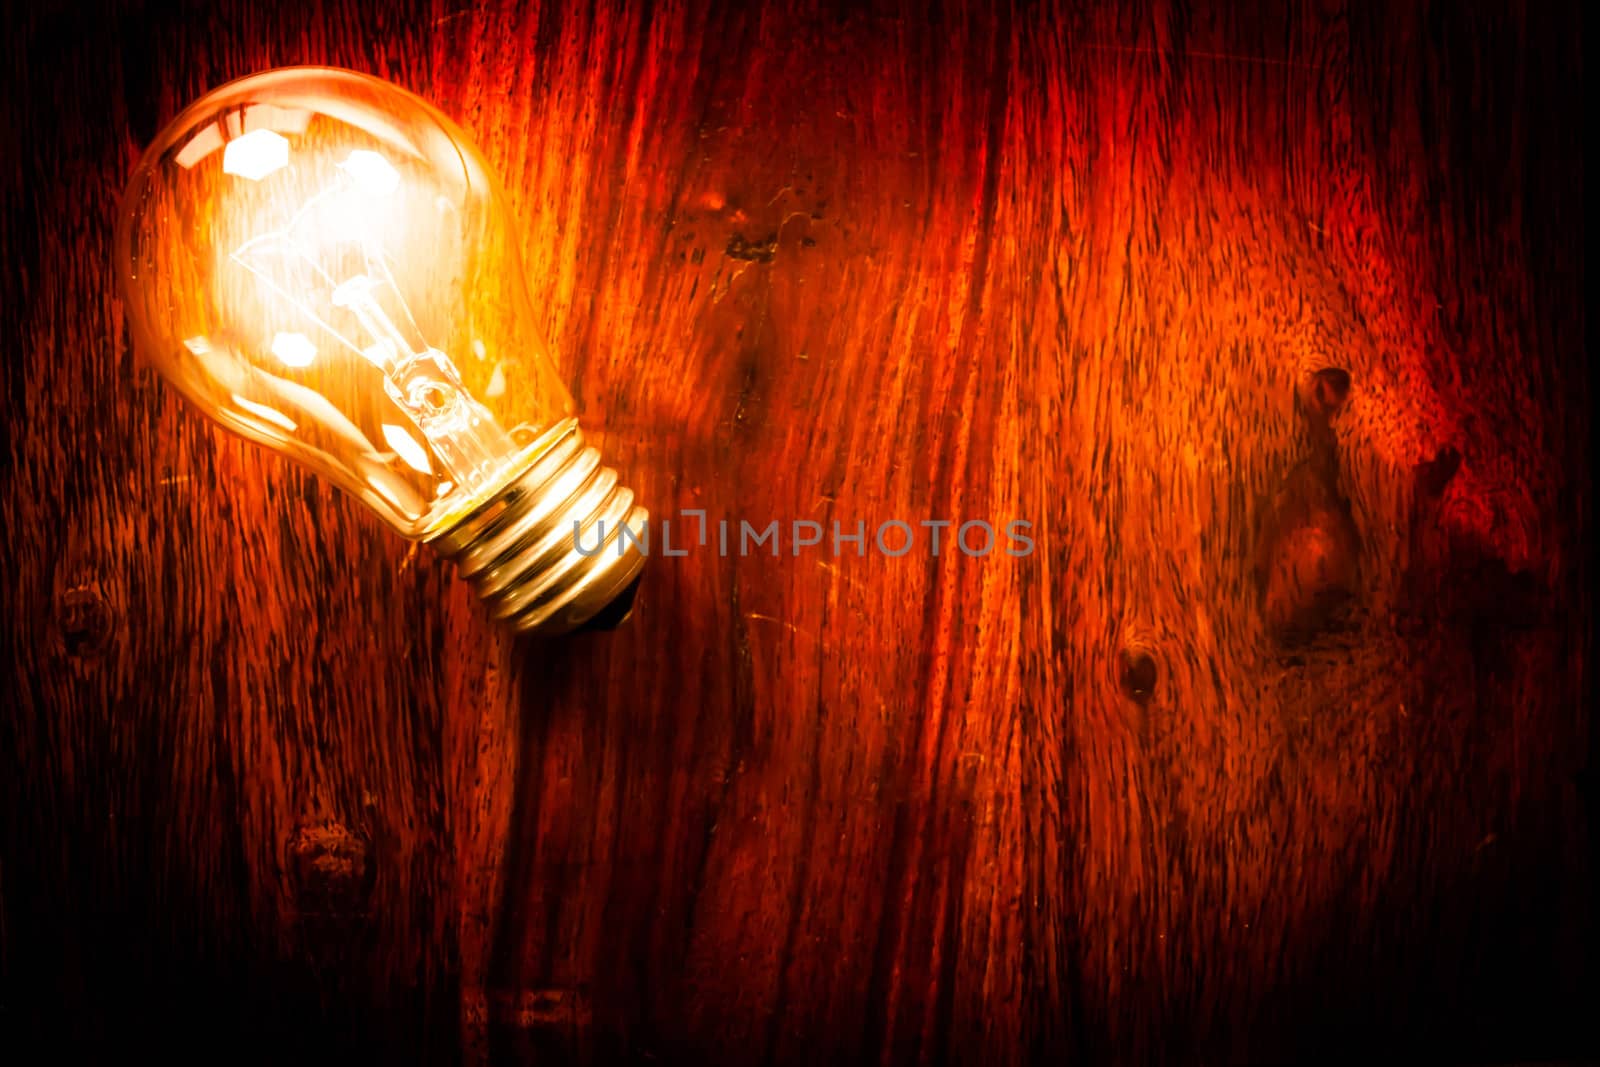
2 0 1590 1062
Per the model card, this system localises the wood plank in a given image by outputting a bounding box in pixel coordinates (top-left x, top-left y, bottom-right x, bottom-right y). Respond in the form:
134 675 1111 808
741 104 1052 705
1 0 1587 1062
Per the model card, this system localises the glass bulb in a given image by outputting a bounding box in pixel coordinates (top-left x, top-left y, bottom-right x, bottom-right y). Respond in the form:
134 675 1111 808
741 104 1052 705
116 67 647 635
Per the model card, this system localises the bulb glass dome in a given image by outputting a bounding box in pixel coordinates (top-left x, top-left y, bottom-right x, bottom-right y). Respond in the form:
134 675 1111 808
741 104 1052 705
117 67 572 537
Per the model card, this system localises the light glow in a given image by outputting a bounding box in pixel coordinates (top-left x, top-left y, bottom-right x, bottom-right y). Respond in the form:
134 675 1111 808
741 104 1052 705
174 125 224 170
270 331 318 368
231 394 298 433
339 149 401 195
485 363 507 397
382 423 433 474
222 129 290 181
118 68 583 538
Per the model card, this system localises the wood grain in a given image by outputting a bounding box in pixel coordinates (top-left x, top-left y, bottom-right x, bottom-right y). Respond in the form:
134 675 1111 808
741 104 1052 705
2 0 1589 1063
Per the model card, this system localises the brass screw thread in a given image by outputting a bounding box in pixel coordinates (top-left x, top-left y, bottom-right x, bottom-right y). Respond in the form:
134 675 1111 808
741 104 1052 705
428 418 647 635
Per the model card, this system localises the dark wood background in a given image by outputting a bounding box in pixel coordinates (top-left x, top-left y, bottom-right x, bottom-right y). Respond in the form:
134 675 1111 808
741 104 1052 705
2 0 1590 1062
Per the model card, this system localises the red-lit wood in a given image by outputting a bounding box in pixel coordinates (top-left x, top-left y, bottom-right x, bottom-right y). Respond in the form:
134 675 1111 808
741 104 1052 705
0 1 1588 1062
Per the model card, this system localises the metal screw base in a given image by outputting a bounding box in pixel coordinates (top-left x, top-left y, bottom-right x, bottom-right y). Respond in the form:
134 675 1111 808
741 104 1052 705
427 418 647 636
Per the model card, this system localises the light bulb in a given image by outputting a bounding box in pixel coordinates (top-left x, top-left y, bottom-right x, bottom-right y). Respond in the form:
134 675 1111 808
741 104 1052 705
116 67 647 635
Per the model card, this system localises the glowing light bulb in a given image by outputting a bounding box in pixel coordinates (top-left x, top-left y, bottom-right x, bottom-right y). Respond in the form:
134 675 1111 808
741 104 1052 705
116 67 647 635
